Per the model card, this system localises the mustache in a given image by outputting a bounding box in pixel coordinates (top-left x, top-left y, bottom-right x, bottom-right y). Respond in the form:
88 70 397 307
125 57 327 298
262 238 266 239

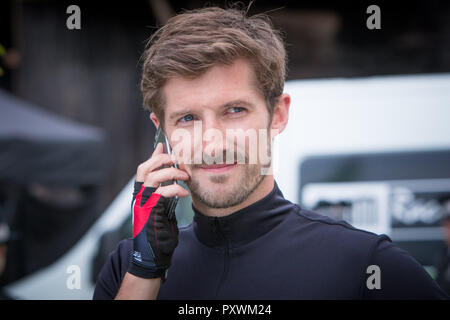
191 149 248 167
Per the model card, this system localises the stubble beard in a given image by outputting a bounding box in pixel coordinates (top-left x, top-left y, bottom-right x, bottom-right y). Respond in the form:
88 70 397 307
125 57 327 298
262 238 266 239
186 162 265 209
185 131 272 209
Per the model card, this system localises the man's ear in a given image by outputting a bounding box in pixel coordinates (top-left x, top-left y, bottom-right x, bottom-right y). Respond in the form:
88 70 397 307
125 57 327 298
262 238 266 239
149 112 161 129
270 93 290 138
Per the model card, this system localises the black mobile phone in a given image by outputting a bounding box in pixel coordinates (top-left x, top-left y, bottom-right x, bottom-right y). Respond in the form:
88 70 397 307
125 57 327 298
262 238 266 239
153 126 179 220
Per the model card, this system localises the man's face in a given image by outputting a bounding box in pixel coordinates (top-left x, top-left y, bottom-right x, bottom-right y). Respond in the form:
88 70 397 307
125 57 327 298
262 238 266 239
160 59 272 209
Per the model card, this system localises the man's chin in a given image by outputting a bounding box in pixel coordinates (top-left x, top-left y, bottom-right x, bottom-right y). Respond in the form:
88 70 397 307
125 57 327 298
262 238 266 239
186 164 264 209
187 178 240 209
193 179 234 197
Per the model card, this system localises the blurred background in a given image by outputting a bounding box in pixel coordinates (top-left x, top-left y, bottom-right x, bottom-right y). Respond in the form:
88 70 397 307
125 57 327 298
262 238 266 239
0 0 449 299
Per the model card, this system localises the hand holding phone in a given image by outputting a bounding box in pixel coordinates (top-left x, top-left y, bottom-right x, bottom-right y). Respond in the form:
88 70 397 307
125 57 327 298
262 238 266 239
135 126 189 199
153 126 180 220
128 126 189 281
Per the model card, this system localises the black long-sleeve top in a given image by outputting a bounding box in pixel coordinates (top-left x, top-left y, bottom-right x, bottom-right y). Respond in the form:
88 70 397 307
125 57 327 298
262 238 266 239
93 182 448 300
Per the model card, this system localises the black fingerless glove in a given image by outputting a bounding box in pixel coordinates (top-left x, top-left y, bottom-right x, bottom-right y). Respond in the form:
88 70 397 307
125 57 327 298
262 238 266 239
128 181 179 281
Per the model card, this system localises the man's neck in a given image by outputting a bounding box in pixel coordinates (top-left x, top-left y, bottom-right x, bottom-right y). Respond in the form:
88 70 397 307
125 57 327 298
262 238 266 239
191 175 275 217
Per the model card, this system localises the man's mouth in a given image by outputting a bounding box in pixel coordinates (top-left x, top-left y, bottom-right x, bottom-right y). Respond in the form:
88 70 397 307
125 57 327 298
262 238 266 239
198 162 237 173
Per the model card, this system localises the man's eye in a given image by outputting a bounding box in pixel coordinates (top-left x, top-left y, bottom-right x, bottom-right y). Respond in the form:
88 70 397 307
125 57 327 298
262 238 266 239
228 107 245 114
179 114 194 122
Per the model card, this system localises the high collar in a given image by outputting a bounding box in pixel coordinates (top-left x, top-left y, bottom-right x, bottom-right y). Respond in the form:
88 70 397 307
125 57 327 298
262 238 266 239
192 181 296 249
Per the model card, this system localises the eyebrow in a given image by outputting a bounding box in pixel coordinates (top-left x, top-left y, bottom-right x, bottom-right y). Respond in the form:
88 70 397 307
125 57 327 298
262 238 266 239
168 99 256 122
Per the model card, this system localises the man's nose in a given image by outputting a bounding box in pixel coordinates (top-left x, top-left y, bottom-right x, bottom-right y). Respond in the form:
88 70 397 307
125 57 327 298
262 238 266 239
201 114 222 132
201 117 226 155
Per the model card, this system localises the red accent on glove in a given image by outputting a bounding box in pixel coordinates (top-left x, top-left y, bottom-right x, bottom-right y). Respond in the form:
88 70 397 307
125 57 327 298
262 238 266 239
133 185 162 238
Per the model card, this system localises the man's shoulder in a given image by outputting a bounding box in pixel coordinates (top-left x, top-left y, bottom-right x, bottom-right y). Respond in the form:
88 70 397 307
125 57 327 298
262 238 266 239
288 207 448 299
291 206 389 243
279 205 394 265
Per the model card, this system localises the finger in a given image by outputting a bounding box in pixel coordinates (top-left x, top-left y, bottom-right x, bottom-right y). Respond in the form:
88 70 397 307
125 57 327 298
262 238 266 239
154 141 179 164
136 153 175 182
154 184 189 198
153 142 164 156
144 167 189 188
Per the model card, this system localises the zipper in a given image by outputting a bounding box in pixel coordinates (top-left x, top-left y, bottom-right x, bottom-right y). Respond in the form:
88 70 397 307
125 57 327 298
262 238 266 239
214 217 230 297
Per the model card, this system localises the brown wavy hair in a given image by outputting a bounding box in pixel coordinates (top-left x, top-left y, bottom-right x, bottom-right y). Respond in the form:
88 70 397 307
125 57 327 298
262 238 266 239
140 6 287 128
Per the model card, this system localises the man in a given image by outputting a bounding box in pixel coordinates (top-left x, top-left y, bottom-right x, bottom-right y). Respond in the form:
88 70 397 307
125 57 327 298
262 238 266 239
93 7 448 300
